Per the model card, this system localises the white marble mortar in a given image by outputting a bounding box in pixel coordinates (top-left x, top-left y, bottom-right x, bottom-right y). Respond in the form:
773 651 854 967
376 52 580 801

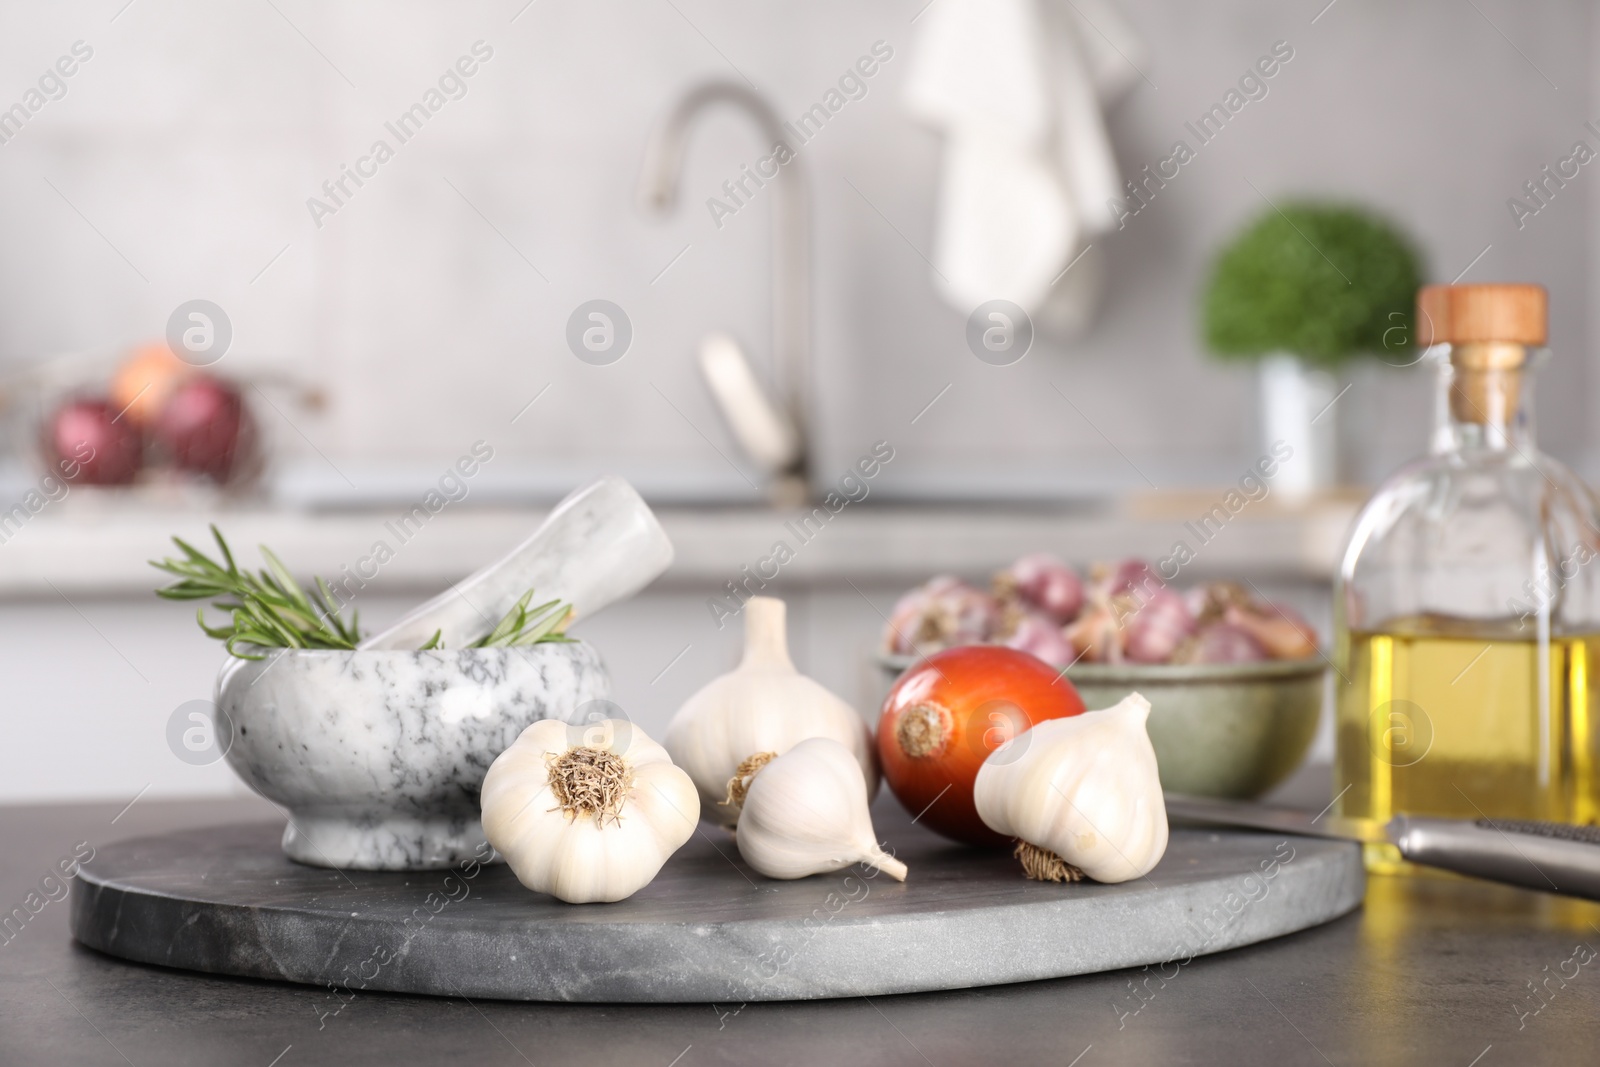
216 643 609 870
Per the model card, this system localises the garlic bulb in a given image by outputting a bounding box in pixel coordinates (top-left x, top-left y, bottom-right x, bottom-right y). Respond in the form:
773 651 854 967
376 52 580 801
973 692 1167 884
480 718 699 903
735 737 906 881
666 597 877 827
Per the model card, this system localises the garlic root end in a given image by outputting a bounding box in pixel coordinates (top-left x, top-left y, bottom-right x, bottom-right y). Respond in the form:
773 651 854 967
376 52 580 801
719 750 778 810
1014 840 1085 883
546 746 632 827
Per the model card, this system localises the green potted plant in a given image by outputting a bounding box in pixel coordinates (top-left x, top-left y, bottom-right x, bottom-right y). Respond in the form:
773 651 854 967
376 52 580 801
1202 202 1422 500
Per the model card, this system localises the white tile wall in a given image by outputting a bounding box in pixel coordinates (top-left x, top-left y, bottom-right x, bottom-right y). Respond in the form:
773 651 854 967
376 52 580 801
0 0 1594 493
0 570 1333 804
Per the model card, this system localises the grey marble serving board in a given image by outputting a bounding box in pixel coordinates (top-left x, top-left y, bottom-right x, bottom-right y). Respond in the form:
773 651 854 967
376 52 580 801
70 803 1364 1003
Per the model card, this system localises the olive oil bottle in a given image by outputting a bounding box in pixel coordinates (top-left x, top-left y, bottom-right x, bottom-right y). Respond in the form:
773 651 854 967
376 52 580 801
1334 284 1600 871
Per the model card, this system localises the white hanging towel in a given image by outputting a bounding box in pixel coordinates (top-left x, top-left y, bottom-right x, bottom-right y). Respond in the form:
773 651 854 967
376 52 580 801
905 0 1145 337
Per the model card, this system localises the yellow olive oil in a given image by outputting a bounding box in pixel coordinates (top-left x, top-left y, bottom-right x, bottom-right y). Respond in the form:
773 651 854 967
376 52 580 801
1335 620 1600 872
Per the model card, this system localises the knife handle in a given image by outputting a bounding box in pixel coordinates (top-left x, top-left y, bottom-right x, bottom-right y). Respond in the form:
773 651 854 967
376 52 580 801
1391 816 1600 900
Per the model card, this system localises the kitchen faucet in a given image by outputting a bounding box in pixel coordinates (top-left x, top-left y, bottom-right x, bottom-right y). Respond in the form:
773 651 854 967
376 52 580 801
638 81 811 505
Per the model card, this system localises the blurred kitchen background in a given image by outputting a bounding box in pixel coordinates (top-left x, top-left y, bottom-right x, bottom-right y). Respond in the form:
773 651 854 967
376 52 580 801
0 0 1593 803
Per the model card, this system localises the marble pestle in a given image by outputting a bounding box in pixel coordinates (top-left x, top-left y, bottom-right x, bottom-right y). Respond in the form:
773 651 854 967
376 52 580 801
359 476 674 651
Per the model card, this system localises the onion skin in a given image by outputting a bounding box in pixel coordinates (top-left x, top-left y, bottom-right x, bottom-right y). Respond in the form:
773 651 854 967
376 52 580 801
878 645 1086 846
110 344 192 429
46 399 142 485
155 376 256 484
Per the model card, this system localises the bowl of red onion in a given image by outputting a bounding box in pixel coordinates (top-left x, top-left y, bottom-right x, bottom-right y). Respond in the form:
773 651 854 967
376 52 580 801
875 555 1325 799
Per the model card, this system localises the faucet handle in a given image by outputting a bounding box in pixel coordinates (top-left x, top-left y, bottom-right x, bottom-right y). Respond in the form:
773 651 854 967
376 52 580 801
697 332 802 476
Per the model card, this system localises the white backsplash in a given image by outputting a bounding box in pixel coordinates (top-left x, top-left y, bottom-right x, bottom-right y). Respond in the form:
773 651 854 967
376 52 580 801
0 0 1594 498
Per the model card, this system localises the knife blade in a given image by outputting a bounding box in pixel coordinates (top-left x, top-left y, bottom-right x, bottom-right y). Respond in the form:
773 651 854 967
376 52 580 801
1166 793 1600 901
1165 793 1387 844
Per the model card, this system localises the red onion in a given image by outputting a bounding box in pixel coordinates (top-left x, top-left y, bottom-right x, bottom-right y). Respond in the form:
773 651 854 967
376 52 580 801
45 399 142 485
997 553 1084 624
1122 588 1197 663
1002 611 1076 667
154 376 256 484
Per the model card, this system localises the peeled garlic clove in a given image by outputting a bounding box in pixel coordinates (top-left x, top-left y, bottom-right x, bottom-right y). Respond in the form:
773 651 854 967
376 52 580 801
735 737 907 882
481 718 699 903
666 597 877 828
973 692 1167 884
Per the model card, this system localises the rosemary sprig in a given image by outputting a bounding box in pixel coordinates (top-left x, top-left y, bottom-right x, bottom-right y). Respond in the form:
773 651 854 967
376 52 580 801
468 589 575 648
420 590 577 649
151 525 360 660
151 525 575 658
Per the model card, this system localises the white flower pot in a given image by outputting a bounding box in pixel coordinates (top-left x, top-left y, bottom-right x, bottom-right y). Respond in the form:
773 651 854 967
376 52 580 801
1259 354 1338 503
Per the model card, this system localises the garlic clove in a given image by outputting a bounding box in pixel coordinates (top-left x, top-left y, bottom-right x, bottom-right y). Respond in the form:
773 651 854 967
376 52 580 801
994 552 1084 625
1121 588 1196 664
481 718 700 903
735 737 907 882
1174 620 1268 664
1001 610 1077 667
973 692 1167 884
883 575 1001 655
1223 602 1319 659
666 597 878 828
1063 599 1125 663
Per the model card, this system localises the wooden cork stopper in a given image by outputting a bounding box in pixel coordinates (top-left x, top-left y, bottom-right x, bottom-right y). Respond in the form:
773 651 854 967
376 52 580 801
1448 342 1525 425
1417 284 1545 426
1416 283 1546 346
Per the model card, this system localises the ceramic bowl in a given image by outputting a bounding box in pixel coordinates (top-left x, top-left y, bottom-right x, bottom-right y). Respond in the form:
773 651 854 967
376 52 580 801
877 652 1325 799
217 642 609 870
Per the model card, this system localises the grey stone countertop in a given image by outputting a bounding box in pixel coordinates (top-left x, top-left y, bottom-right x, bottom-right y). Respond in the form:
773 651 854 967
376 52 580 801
4 781 1598 1067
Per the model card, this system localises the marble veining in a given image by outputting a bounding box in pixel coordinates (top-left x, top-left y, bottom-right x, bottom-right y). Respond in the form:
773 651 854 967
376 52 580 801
217 643 609 870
